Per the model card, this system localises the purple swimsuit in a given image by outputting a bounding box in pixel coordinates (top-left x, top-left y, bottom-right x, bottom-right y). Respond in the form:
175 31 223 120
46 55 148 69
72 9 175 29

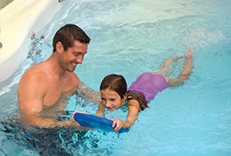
127 72 168 103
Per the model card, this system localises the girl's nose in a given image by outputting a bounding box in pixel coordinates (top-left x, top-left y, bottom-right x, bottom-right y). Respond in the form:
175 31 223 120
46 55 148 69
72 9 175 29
105 101 111 107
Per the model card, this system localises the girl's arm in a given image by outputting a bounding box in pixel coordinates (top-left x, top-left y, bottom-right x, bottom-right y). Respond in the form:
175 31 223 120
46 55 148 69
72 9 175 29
124 99 140 127
112 99 140 132
95 102 105 117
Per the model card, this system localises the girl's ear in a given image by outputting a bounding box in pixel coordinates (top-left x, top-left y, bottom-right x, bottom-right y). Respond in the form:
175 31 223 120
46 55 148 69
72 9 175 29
123 92 128 100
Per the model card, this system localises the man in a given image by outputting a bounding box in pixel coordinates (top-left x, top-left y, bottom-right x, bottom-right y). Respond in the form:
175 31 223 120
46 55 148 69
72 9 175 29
18 24 98 129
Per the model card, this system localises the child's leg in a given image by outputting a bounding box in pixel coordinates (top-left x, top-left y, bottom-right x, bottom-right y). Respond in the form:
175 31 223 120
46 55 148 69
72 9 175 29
154 56 183 75
167 49 194 87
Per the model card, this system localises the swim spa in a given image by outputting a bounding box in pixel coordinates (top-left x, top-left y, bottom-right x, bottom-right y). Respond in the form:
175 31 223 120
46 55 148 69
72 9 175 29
1 0 231 155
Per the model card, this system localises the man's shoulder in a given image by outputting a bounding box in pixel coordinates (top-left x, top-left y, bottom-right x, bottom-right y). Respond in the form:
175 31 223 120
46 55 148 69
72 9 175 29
67 72 80 86
20 63 47 84
68 71 79 79
18 63 48 95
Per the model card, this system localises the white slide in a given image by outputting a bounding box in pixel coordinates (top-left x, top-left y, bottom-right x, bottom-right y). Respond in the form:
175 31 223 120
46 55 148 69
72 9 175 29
0 0 66 82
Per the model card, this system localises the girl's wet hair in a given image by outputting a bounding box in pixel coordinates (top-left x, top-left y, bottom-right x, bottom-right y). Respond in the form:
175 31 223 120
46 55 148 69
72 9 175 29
100 74 127 99
127 91 148 111
100 74 148 111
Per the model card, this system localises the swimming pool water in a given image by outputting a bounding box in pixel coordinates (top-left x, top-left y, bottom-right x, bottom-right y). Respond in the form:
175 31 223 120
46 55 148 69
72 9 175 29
1 0 231 155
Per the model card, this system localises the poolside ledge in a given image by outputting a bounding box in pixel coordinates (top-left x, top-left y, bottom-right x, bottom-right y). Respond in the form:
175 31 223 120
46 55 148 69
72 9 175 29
0 0 66 82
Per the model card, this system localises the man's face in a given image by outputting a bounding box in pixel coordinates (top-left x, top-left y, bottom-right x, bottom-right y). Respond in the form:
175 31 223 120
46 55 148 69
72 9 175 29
60 40 88 72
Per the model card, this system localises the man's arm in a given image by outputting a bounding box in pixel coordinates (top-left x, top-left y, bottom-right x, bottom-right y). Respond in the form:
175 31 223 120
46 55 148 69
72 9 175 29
76 81 101 104
95 102 105 117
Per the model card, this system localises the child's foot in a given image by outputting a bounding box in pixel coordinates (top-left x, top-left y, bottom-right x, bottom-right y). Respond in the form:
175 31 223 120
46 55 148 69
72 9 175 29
185 48 194 58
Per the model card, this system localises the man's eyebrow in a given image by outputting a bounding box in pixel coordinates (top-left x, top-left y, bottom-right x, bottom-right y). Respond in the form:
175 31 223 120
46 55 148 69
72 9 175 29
73 52 86 54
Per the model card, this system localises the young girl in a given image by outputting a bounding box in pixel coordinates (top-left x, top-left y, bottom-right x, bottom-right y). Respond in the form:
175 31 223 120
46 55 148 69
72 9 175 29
95 49 194 132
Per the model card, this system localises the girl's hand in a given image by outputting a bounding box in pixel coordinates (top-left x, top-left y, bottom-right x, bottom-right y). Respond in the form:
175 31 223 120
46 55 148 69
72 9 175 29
108 118 124 132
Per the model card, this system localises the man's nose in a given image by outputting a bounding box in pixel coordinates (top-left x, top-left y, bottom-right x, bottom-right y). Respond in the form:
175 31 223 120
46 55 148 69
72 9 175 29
76 55 84 64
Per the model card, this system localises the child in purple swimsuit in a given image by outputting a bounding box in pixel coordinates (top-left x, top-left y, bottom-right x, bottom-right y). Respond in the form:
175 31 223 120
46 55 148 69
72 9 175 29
95 49 194 132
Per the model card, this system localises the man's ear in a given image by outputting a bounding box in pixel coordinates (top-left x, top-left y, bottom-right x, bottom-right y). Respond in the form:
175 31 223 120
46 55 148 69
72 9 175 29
56 41 64 53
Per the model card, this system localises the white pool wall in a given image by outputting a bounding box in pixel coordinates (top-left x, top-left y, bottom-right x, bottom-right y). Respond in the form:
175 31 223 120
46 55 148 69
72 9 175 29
0 0 66 82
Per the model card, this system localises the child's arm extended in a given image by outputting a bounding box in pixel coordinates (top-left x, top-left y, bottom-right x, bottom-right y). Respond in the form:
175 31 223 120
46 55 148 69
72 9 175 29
111 99 140 132
95 102 105 117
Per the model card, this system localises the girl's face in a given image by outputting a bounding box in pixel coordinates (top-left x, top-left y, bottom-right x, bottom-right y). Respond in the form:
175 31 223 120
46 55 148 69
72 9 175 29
100 89 126 112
